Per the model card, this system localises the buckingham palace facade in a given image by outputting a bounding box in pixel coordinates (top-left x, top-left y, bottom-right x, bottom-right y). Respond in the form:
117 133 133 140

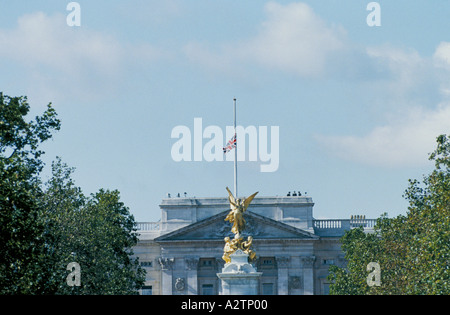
133 194 375 295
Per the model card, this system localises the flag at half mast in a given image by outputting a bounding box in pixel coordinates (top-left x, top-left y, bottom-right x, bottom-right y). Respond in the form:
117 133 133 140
223 134 237 154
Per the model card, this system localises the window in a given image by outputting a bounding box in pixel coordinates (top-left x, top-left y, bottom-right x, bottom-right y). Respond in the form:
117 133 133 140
140 261 153 267
259 257 275 269
202 260 213 267
141 286 152 295
262 283 274 295
323 259 335 265
199 258 215 270
201 284 214 295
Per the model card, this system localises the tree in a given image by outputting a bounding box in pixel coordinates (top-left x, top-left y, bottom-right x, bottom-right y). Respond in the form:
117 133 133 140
402 134 450 294
328 134 450 295
0 93 61 294
42 158 145 294
72 189 146 294
1 93 145 294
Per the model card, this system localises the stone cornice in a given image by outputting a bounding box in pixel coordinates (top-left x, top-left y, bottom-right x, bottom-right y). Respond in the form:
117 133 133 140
160 196 314 208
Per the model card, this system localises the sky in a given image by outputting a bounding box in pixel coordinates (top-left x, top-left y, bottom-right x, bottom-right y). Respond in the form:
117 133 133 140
1 1 450 222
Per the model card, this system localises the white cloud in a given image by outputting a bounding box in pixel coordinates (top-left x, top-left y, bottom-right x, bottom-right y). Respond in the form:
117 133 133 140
434 41 450 68
366 45 435 101
0 12 122 75
316 42 450 168
433 42 450 97
316 40 450 168
316 103 450 167
0 12 163 103
244 2 346 77
184 1 347 78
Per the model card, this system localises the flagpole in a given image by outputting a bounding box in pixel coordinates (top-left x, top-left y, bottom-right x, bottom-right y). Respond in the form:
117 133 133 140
233 98 238 198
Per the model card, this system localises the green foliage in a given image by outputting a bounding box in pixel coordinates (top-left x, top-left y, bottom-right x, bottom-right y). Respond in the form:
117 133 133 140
42 158 146 294
0 93 145 294
328 134 450 295
0 93 60 294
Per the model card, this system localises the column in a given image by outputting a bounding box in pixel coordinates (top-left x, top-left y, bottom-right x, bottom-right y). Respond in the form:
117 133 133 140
301 256 315 295
185 258 199 295
276 256 290 295
158 257 175 295
216 258 225 295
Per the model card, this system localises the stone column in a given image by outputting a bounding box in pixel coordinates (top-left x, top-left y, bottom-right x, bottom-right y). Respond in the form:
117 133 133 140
216 258 225 295
158 257 175 295
185 258 199 295
301 256 315 295
276 256 290 295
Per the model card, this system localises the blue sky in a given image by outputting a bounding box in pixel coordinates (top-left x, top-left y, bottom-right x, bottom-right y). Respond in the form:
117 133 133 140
1 1 450 222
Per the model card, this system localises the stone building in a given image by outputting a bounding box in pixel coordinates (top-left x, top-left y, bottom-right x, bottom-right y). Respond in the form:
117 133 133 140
133 194 375 295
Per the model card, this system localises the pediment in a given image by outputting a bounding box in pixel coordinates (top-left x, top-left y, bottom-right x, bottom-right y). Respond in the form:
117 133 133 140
154 210 318 242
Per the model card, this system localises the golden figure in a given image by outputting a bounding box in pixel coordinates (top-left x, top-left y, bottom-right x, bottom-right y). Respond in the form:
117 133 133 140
223 187 258 264
225 187 258 236
222 237 235 264
223 235 245 262
242 236 256 262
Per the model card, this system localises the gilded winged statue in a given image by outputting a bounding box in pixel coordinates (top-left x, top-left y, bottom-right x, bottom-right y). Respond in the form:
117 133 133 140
224 187 258 236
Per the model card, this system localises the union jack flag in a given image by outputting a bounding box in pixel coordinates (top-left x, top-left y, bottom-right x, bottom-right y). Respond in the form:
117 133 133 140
223 134 237 154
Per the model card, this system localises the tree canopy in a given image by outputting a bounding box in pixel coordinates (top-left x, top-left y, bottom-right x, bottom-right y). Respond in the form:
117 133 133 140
0 93 145 294
328 135 450 295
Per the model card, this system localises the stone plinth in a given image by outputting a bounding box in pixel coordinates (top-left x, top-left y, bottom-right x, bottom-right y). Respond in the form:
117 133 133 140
217 250 262 295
